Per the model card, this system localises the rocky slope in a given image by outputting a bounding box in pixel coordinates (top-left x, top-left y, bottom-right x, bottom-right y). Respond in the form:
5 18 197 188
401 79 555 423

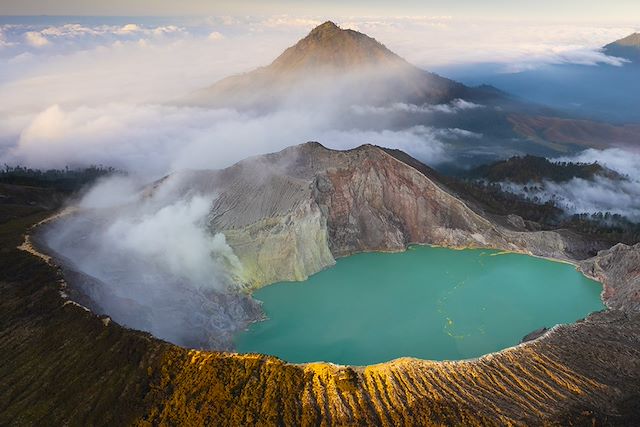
164 142 599 290
581 242 640 312
268 21 406 72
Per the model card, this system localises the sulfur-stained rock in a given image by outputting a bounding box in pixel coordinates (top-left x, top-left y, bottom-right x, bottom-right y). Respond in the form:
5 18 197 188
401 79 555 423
174 142 604 288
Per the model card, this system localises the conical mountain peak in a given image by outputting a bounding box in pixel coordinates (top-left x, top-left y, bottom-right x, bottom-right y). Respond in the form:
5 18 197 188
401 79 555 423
189 20 471 108
268 21 406 73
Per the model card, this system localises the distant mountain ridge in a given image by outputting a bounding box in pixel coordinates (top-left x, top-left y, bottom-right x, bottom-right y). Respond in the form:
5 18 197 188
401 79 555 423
467 155 623 184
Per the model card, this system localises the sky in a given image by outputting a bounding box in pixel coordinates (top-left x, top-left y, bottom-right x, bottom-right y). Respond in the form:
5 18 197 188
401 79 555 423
1 0 640 23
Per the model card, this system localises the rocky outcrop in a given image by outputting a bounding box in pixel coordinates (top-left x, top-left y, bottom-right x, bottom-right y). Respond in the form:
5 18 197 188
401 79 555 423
313 146 504 256
221 200 334 289
581 243 640 312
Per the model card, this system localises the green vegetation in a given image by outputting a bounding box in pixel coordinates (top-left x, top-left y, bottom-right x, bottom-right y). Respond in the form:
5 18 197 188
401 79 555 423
466 155 619 184
442 156 639 245
0 165 119 224
448 180 640 245
565 213 640 244
1 165 119 191
452 180 563 224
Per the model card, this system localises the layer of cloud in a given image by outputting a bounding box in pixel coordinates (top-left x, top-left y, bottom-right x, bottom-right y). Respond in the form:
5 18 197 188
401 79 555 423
1 16 635 70
321 126 452 164
3 103 456 176
351 19 636 69
24 31 50 47
2 16 632 180
207 31 224 41
352 99 482 115
1 17 635 116
0 24 292 109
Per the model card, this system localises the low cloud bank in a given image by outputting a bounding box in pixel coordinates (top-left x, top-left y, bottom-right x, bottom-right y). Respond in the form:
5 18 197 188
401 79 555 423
1 16 634 173
2 102 456 176
352 99 482 115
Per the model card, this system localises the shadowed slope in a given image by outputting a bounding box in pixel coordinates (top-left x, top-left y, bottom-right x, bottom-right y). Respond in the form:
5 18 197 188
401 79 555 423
604 33 640 63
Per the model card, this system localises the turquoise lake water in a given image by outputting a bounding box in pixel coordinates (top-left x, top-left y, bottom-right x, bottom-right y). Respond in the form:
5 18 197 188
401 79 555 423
235 246 604 365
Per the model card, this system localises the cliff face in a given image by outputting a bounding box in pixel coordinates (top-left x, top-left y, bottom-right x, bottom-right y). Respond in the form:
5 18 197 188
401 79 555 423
221 200 334 288
313 147 500 256
581 243 640 312
189 142 592 289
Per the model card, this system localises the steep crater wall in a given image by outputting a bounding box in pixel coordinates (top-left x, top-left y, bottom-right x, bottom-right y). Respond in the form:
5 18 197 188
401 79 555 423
37 142 613 353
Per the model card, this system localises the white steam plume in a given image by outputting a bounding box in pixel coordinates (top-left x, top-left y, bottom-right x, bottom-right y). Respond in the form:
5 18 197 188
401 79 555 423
43 173 257 349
